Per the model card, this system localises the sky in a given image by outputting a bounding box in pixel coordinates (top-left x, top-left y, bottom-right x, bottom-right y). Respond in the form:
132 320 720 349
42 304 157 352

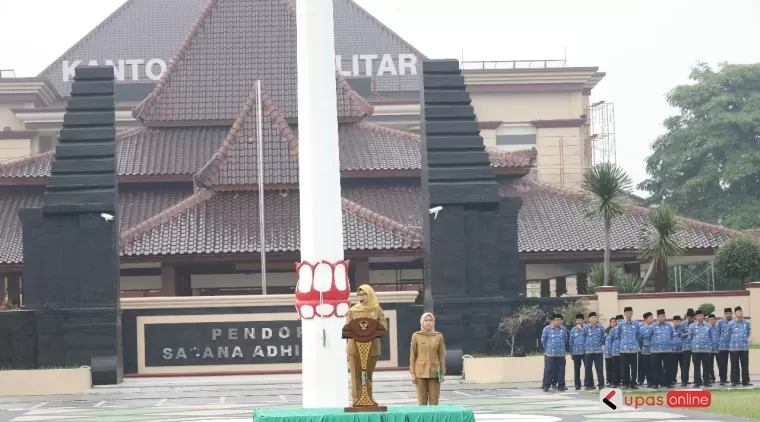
2 0 760 194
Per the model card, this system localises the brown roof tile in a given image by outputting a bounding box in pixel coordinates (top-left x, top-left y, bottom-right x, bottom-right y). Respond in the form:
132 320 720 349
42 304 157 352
1 176 741 263
0 185 191 264
133 0 372 124
336 123 421 171
0 127 226 180
120 189 420 256
0 188 41 264
117 127 226 176
342 185 422 229
501 179 737 252
487 147 537 168
194 88 299 187
0 124 533 182
39 0 425 97
119 178 740 258
0 151 54 179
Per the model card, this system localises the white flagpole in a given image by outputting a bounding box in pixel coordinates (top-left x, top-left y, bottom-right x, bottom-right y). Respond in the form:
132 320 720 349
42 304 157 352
256 79 267 295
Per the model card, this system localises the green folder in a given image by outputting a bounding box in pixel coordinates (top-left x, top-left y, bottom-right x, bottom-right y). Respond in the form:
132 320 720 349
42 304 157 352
437 367 442 382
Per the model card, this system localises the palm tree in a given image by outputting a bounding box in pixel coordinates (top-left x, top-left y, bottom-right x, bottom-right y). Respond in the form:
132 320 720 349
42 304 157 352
582 163 633 286
638 204 685 287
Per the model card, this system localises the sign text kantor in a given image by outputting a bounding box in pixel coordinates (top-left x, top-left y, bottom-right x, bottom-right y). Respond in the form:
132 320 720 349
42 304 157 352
62 54 418 82
61 59 167 82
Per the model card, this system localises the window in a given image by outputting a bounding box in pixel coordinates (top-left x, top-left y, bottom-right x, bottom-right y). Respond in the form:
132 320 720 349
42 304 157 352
495 124 537 151
526 281 541 298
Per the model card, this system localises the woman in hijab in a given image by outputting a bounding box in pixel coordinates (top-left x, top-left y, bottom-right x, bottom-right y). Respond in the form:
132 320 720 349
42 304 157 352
345 284 387 404
409 312 446 405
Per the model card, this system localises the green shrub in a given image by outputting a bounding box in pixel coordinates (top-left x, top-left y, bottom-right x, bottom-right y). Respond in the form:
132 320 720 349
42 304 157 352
698 303 715 315
713 237 760 287
553 299 595 325
586 264 646 293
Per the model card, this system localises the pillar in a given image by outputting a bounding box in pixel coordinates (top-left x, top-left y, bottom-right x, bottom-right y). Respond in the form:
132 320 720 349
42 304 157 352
161 264 191 296
540 279 551 298
519 262 527 296
594 286 619 322
555 276 567 297
6 274 21 306
576 272 588 295
745 282 760 345
18 66 122 384
350 258 369 291
295 0 349 408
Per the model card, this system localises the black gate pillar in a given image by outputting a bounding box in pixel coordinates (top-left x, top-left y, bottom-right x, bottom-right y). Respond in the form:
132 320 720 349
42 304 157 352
420 60 523 369
19 66 122 385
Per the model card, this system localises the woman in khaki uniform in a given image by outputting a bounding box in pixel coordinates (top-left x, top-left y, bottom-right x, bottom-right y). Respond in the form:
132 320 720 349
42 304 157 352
410 312 446 405
345 284 387 404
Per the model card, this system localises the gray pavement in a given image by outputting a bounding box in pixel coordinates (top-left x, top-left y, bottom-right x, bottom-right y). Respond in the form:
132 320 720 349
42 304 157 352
0 371 754 421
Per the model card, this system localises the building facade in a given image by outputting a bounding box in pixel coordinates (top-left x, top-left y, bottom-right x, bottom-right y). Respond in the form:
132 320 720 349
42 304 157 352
0 0 741 306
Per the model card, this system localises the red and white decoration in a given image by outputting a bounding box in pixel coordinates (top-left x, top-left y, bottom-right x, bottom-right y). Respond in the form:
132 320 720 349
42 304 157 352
295 260 351 319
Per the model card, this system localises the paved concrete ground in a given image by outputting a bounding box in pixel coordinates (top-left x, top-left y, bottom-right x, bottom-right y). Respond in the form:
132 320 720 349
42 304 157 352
0 372 754 422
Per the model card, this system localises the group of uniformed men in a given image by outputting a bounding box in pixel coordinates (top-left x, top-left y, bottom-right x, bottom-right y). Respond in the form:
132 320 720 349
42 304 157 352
540 306 752 392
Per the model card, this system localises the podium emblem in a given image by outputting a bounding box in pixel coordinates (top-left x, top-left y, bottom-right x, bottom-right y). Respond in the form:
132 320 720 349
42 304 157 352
342 317 387 412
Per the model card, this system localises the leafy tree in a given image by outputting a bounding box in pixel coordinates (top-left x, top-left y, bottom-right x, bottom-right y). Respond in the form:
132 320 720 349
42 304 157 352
640 62 760 229
713 237 760 288
638 204 686 287
582 163 634 285
498 305 546 356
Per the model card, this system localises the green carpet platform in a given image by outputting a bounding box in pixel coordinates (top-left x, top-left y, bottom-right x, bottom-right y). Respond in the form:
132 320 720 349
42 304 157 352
253 405 475 422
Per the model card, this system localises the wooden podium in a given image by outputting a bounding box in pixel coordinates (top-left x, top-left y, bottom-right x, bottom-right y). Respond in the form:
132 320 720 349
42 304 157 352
342 317 387 412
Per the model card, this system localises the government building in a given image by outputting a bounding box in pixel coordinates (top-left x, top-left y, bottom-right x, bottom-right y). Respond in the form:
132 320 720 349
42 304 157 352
0 0 736 304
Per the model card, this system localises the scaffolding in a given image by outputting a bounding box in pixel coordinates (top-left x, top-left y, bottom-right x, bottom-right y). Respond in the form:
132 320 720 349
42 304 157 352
533 134 585 189
587 101 617 165
673 262 716 292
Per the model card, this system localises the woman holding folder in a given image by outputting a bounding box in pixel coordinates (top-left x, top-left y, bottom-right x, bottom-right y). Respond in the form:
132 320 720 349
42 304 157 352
409 312 446 405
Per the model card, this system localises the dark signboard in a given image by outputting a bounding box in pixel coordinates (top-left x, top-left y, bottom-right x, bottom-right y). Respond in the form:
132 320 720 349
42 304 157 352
144 318 392 367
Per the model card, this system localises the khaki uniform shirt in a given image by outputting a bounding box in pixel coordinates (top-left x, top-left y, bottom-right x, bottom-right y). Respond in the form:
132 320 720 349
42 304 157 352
345 308 387 356
410 331 446 378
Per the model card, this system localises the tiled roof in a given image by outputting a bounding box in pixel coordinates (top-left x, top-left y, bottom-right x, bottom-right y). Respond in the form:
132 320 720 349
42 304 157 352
133 0 372 124
120 188 421 256
39 0 425 97
338 123 421 171
0 127 533 182
332 0 427 92
0 189 40 265
0 177 740 264
0 185 191 264
194 88 299 187
0 151 54 179
118 178 739 258
117 127 225 176
38 0 207 97
0 127 227 179
487 147 537 168
501 179 738 253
